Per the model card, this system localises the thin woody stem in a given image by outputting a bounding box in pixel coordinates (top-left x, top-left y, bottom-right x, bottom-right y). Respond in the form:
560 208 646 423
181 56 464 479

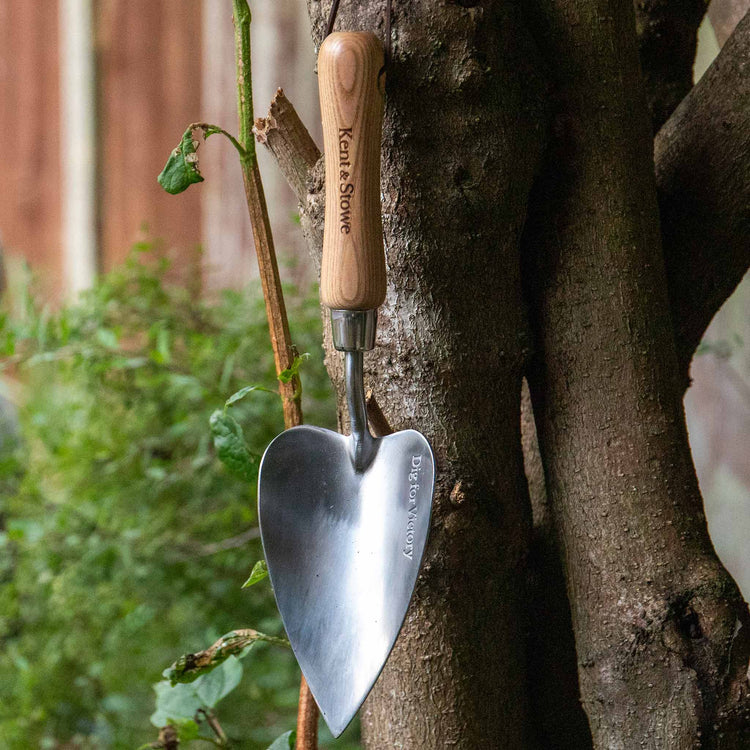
231 0 302 429
230 3 314 747
201 709 229 747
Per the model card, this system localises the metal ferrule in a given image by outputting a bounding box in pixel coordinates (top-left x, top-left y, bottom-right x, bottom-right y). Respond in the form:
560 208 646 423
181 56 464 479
330 309 377 352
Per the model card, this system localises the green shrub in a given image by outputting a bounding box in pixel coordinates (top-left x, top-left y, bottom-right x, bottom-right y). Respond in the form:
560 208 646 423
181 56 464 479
0 247 348 748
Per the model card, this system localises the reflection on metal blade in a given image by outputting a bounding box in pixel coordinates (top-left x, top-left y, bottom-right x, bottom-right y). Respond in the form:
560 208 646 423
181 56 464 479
258 425 434 736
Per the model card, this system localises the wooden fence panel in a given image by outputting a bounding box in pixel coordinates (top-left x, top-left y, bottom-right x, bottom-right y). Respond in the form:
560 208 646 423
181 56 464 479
0 2 63 299
96 0 202 271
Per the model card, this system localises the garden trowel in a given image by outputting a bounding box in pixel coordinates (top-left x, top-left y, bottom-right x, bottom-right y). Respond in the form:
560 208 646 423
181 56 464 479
258 32 435 737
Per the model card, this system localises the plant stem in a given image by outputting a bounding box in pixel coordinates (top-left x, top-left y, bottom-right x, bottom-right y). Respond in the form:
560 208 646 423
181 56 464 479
231 0 302 429
187 122 246 159
231 0 255 166
230 4 316 748
202 709 229 747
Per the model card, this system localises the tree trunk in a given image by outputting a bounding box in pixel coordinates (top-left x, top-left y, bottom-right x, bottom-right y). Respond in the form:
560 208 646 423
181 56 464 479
305 1 549 746
291 1 750 747
522 0 750 747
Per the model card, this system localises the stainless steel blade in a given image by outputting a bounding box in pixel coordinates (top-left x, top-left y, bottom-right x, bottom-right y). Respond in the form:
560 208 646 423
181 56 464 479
258 425 434 736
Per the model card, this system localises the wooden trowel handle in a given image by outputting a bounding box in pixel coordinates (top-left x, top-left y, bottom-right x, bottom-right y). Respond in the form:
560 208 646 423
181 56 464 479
318 32 386 311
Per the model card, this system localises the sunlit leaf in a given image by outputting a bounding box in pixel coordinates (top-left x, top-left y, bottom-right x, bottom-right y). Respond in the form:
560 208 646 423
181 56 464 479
278 353 309 384
150 681 202 727
209 410 258 482
266 730 296 749
195 655 243 708
173 718 201 741
242 559 268 588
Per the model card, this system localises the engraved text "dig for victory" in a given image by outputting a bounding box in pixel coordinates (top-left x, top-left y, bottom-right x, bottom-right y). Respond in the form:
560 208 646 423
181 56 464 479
403 455 423 560
338 128 354 234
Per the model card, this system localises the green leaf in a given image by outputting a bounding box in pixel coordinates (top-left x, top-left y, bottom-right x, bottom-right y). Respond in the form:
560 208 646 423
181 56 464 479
150 681 202 727
153 325 171 365
266 730 296 750
195 655 243 709
242 559 268 588
158 127 205 195
278 353 309 385
209 410 258 482
173 718 201 741
95 327 118 350
151 657 243 727
225 384 276 408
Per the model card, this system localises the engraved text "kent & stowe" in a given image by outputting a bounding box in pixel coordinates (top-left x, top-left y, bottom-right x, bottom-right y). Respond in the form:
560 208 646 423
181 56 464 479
338 128 353 234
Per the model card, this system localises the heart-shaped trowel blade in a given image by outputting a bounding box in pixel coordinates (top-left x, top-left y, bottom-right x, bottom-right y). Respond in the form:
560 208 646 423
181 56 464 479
258 425 434 737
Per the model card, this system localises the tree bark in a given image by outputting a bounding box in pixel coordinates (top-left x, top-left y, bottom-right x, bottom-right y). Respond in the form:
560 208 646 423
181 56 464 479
633 0 708 132
264 1 750 747
655 10 750 376
523 10 750 746
303 1 550 746
522 1 750 748
523 381 594 749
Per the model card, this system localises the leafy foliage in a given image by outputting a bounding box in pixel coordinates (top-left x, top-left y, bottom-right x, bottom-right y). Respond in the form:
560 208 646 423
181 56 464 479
0 247 343 748
210 410 259 483
151 655 244 727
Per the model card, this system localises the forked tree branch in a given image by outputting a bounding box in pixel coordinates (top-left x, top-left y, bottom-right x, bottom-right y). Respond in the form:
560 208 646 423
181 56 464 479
255 36 750 744
656 9 750 375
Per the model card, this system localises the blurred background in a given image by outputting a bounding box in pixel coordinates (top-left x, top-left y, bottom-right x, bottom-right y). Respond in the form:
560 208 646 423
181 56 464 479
0 1 747 748
0 0 321 300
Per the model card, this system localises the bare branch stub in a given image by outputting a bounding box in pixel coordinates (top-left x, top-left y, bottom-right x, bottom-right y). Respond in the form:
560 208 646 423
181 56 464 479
255 89 324 273
254 88 321 203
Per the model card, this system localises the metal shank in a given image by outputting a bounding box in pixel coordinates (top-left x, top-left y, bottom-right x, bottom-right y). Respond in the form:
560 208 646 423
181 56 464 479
345 350 375 470
331 309 377 471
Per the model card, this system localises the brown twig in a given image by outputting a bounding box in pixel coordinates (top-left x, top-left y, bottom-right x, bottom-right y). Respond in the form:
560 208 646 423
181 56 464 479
231 5 314 748
200 708 229 746
157 725 179 750
255 89 324 272
295 677 319 749
232 2 301 430
365 389 393 437
240 163 302 428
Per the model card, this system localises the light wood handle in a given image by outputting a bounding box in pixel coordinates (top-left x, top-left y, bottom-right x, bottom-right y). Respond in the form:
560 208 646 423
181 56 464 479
318 32 386 311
